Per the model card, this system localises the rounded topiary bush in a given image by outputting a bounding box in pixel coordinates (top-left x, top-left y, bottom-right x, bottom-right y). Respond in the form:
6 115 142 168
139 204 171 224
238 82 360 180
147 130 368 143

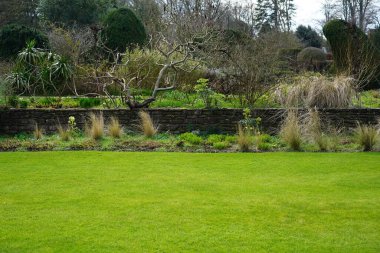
102 8 147 52
297 47 327 63
0 24 48 59
297 47 327 71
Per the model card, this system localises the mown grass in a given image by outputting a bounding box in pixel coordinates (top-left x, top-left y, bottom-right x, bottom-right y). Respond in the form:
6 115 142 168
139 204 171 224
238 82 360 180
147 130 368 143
0 152 379 252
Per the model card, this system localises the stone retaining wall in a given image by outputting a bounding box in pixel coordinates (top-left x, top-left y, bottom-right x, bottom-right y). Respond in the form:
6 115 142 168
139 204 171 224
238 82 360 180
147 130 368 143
0 108 379 135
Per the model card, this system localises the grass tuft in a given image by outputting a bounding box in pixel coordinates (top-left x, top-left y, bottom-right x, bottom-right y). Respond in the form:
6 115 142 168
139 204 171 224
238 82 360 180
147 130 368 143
304 109 329 151
138 111 158 138
33 123 43 140
355 122 378 151
281 111 302 151
87 113 104 140
108 117 123 138
237 124 253 152
57 125 71 141
277 75 356 108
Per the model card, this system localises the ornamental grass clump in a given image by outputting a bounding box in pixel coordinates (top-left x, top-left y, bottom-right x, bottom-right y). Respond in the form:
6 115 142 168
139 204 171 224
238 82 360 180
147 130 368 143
108 117 123 138
87 113 104 140
33 123 43 140
276 75 356 108
57 125 71 141
138 111 157 138
237 124 254 152
355 123 378 151
280 111 302 151
304 109 329 151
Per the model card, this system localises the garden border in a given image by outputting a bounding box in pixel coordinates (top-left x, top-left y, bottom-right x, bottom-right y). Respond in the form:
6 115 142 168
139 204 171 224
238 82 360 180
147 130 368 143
0 108 379 135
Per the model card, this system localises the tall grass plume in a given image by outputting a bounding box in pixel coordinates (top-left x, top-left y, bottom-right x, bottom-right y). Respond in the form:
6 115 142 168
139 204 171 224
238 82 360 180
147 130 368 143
87 113 104 140
138 111 157 138
33 123 43 140
108 117 123 138
280 110 302 151
355 122 378 151
237 124 253 152
304 109 329 151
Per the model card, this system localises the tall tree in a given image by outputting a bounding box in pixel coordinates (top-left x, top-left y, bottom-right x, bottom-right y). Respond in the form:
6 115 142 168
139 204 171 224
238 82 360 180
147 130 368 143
322 0 380 31
0 0 38 27
255 0 295 32
296 25 323 48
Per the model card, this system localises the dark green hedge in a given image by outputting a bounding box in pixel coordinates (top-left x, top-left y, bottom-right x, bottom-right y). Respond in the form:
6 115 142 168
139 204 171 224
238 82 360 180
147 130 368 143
0 24 48 59
102 8 147 52
323 19 380 89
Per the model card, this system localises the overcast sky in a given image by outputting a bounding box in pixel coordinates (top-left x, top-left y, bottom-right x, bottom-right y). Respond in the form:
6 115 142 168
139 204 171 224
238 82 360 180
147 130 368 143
293 0 325 28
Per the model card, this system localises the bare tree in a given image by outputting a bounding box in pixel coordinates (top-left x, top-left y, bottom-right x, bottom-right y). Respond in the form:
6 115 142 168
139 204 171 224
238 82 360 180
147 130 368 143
89 33 209 109
324 0 380 31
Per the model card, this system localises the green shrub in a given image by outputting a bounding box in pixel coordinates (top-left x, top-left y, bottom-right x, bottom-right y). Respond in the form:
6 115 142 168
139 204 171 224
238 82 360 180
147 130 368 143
225 135 237 144
257 142 272 151
79 98 101 108
7 96 19 108
8 41 73 96
102 8 147 52
38 0 100 26
19 99 29 108
194 78 225 108
38 97 62 108
0 24 48 59
179 132 203 145
213 141 229 150
296 25 323 48
206 134 225 144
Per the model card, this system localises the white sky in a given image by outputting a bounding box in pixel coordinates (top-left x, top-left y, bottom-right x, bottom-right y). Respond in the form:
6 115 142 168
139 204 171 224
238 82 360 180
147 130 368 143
232 0 326 29
293 0 325 28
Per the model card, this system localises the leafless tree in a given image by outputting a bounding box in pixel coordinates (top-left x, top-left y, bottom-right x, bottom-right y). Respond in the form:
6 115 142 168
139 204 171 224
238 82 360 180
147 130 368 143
87 33 210 109
322 0 380 31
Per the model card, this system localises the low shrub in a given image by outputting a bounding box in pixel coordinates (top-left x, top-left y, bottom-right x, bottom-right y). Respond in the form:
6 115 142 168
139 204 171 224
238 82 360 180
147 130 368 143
79 98 101 108
19 99 29 108
37 97 63 108
69 140 99 150
213 141 229 150
138 111 157 138
297 47 327 71
179 132 203 145
24 141 54 151
7 96 19 108
280 111 302 151
256 134 273 151
257 142 272 151
0 139 21 151
355 123 378 151
206 134 225 144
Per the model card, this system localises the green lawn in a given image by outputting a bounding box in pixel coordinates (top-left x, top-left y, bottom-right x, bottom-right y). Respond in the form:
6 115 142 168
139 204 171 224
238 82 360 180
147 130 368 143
0 152 379 252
